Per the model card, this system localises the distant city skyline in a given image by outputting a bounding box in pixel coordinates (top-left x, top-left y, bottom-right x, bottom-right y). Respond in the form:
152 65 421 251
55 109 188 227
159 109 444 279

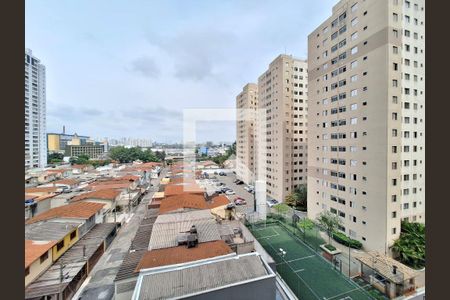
25 0 336 143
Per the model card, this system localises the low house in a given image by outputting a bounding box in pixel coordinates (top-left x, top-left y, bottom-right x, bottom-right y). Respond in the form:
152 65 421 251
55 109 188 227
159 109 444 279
25 221 80 262
70 188 121 211
25 175 39 188
163 183 205 197
131 253 276 300
40 178 80 190
25 202 106 237
71 164 94 174
148 192 164 209
25 223 117 300
24 193 59 220
25 240 57 287
158 194 208 215
208 195 232 219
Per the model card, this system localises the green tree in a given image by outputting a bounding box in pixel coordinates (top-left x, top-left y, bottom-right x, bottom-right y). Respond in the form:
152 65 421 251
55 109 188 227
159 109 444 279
392 221 425 269
273 203 290 216
47 152 64 164
293 184 307 210
155 151 166 161
317 211 342 245
285 193 298 207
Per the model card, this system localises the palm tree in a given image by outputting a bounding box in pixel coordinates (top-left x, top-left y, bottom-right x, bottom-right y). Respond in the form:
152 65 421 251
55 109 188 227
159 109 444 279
392 221 425 269
317 211 342 245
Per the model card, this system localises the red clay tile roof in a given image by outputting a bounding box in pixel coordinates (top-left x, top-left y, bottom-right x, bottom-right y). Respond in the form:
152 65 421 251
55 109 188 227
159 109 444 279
25 187 60 194
87 182 130 191
25 194 38 201
52 178 79 185
71 188 121 202
34 194 58 203
208 195 231 209
169 177 196 185
26 202 105 224
25 240 57 268
164 184 204 197
159 194 208 214
134 240 233 271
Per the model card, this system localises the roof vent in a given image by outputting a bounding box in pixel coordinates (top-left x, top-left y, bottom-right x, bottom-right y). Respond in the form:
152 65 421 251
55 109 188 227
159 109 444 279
190 225 197 234
186 233 198 248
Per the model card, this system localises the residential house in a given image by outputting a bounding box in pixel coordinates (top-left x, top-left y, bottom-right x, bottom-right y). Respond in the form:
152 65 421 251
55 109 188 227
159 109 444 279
25 240 56 287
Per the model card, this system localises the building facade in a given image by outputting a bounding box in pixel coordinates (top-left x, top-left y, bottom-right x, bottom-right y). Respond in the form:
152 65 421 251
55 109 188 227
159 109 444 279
65 144 106 159
307 0 425 253
236 83 258 185
25 49 47 169
47 130 90 153
257 55 308 203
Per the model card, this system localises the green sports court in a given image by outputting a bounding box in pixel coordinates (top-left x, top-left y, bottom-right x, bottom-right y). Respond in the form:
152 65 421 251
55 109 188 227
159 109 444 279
250 222 375 300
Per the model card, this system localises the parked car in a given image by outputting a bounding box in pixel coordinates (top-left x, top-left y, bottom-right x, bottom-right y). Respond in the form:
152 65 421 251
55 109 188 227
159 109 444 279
266 199 279 207
225 190 235 195
236 180 244 185
234 199 247 206
219 171 227 176
248 188 254 194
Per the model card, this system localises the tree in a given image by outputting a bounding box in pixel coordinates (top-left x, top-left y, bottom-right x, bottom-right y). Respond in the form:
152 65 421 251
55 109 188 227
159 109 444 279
109 146 161 163
392 221 425 269
155 151 166 161
47 152 64 164
294 184 307 209
317 211 342 245
285 193 299 207
273 203 290 216
297 218 315 240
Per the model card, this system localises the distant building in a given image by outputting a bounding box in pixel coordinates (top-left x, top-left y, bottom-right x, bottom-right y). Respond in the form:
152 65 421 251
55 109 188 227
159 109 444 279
65 144 105 159
47 127 90 153
25 49 47 169
199 146 209 156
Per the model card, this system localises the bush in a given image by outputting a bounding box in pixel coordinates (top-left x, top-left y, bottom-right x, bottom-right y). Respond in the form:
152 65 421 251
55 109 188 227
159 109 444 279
324 244 337 251
332 231 363 249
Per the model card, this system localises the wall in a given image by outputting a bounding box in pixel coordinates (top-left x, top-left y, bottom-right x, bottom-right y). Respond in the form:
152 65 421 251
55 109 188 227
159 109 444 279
25 248 52 287
52 228 79 261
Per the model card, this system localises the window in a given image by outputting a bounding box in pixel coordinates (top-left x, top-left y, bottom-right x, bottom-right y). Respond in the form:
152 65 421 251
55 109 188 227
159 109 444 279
323 26 329 33
40 251 49 264
392 211 397 218
351 32 358 41
56 240 65 251
393 13 398 22
393 46 398 54
350 117 358 125
351 103 357 110
350 160 357 166
351 3 358 12
392 79 398 87
351 75 358 82
331 31 338 40
339 25 347 34
323 50 328 58
351 60 358 69
351 46 358 55
351 89 358 97
351 18 358 27
25 267 30 276
70 230 77 240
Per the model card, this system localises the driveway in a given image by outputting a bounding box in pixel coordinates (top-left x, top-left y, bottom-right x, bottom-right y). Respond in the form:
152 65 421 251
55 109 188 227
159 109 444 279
213 172 256 215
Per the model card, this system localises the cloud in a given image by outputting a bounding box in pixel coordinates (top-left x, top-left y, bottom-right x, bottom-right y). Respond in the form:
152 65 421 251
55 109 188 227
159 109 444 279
128 56 160 78
146 29 237 81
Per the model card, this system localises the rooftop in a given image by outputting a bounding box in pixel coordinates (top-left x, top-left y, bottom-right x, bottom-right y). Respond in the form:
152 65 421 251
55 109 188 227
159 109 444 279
207 195 230 209
25 240 57 268
71 188 121 202
26 202 105 224
25 187 60 194
132 253 275 300
25 221 79 242
52 178 79 186
163 183 204 197
149 209 221 250
135 240 233 272
158 194 208 214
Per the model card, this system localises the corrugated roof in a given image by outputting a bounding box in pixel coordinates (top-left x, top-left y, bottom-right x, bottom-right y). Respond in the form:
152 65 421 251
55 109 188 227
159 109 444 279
25 187 60 194
52 178 79 185
135 240 232 272
133 253 274 299
163 184 204 197
71 188 121 202
26 202 105 224
25 240 57 268
25 221 79 242
149 210 221 250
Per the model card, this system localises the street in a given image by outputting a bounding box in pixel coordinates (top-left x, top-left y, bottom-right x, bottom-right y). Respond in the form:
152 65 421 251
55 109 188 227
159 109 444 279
75 170 166 300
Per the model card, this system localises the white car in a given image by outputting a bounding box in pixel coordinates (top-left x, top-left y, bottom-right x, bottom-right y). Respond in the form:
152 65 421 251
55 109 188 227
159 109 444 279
266 199 279 207
225 190 236 195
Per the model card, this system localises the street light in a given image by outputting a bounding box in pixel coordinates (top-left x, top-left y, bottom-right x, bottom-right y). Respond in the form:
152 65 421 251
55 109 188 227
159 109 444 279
278 248 287 276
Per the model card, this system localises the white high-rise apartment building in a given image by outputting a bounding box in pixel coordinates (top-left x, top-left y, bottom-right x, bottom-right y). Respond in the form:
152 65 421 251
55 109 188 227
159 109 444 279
236 83 258 185
257 54 308 203
307 0 425 253
25 49 47 169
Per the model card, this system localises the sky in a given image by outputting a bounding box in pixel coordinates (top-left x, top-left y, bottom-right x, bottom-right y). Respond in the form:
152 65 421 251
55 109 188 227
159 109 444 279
26 0 336 143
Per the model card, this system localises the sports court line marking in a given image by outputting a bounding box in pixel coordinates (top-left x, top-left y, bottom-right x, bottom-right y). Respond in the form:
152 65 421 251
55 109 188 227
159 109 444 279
286 254 315 263
324 286 367 300
262 233 280 239
294 268 305 273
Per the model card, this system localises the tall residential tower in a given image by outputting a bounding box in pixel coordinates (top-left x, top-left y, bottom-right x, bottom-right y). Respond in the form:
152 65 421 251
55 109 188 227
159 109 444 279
236 83 258 185
25 49 47 169
307 0 425 253
258 54 308 203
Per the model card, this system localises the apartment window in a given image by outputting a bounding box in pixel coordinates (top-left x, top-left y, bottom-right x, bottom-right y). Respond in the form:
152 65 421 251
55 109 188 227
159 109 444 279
351 3 358 12
351 75 358 82
393 13 398 22
40 251 49 264
392 80 398 87
351 46 358 55
350 146 357 152
405 44 410 52
392 228 397 234
331 31 338 40
323 26 329 33
339 25 347 34
339 39 347 48
404 30 410 37
70 230 77 240
350 160 357 166
351 89 358 97
323 50 328 58
351 103 357 110
405 15 410 23
393 29 398 38
393 63 398 71
339 12 347 22
351 18 358 27
392 211 397 218
393 46 398 54
350 117 357 125
351 32 358 41
405 1 410 8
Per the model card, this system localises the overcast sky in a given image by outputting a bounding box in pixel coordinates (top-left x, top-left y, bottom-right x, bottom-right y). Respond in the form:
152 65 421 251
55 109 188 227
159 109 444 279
25 0 335 143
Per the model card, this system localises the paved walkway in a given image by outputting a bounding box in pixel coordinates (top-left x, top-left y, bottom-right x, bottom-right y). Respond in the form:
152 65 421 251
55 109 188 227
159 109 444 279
75 170 165 300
